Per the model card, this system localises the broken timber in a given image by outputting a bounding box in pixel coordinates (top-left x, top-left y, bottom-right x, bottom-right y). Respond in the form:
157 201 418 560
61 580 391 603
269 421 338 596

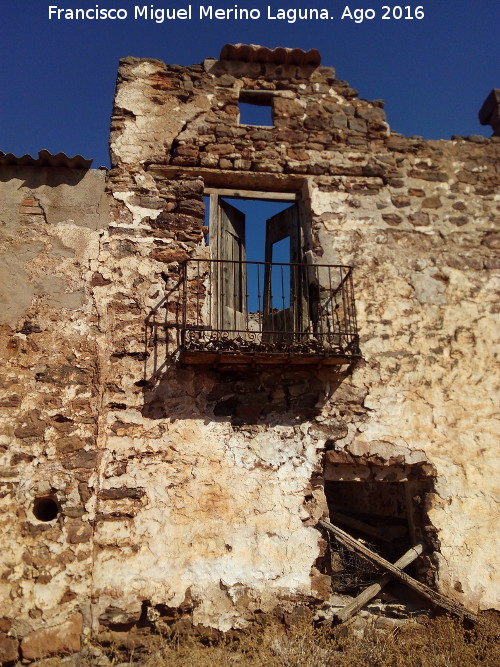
335 542 425 622
318 519 477 623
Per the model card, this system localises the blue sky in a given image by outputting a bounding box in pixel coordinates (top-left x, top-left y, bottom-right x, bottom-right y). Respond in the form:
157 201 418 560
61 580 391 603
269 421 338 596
1 1 498 167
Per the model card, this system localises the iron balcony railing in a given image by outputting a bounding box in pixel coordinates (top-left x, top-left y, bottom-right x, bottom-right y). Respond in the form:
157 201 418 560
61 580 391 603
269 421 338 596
179 259 360 363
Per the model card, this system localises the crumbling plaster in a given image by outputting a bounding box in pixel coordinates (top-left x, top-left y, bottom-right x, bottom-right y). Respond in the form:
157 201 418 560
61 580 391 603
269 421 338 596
100 53 500 619
0 49 499 659
0 166 109 654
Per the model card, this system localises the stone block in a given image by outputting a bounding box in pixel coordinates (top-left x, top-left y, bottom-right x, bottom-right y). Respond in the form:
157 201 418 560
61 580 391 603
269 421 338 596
55 436 86 454
67 520 93 544
150 248 189 263
331 114 348 129
99 606 142 627
391 196 411 208
205 143 234 155
410 272 447 305
450 215 469 226
62 450 98 470
0 633 18 664
91 272 112 286
310 570 332 601
273 97 303 118
356 106 387 123
0 620 12 633
14 410 46 439
215 74 236 87
99 487 145 500
409 212 430 226
234 158 252 170
20 613 83 660
421 195 442 209
348 117 367 133
199 154 219 167
482 232 500 249
409 170 449 182
382 214 402 226
347 136 367 146
303 113 326 131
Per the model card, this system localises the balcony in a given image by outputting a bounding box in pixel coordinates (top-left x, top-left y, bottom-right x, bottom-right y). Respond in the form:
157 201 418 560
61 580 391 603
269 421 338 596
177 259 360 368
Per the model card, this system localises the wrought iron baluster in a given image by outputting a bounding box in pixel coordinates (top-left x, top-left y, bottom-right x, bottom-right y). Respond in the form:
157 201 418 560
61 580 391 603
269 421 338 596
180 260 359 362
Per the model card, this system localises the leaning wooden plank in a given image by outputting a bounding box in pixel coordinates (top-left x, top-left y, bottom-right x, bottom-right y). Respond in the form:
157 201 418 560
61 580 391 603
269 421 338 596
318 519 477 623
335 542 425 623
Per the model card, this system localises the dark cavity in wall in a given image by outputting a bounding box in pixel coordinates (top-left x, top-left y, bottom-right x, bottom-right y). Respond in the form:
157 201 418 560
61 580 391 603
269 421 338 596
33 495 60 522
317 460 438 595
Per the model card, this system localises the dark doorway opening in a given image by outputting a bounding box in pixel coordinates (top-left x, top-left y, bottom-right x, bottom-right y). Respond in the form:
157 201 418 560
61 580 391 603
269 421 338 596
320 476 435 594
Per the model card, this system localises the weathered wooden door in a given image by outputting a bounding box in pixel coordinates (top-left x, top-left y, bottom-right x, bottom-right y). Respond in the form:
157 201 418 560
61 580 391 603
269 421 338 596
263 204 303 342
211 196 247 334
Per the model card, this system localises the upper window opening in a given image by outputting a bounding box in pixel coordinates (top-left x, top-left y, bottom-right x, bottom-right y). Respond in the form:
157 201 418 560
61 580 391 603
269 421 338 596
238 91 274 127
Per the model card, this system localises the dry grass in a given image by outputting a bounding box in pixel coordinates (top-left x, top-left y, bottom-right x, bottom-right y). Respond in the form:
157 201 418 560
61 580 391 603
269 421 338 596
29 613 499 667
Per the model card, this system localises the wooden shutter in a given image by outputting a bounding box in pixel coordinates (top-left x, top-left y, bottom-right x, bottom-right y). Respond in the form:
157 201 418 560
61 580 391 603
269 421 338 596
263 203 302 341
210 196 247 333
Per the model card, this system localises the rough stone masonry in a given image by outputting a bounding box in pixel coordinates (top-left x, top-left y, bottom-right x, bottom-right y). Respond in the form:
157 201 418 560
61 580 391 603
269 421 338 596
0 44 498 662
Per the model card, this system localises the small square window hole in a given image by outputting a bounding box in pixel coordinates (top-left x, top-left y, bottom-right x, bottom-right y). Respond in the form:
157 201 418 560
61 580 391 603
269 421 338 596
238 91 274 127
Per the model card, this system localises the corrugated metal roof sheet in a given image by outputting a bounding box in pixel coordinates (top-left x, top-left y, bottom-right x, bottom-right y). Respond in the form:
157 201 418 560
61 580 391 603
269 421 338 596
220 44 321 67
0 149 93 169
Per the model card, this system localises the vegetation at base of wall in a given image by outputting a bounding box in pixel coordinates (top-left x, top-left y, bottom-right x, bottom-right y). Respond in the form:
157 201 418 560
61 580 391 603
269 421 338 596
21 612 499 667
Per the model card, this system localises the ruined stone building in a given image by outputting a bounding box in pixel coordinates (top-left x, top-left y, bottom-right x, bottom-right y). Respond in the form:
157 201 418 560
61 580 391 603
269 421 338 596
0 44 499 661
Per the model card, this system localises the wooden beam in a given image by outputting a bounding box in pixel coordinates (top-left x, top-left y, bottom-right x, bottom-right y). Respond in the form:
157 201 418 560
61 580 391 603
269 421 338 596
318 519 477 623
147 165 306 192
204 187 297 201
335 542 425 623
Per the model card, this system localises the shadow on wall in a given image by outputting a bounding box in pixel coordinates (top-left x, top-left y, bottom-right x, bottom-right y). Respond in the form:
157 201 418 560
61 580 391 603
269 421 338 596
143 280 182 382
141 287 352 426
141 365 349 426
0 166 91 189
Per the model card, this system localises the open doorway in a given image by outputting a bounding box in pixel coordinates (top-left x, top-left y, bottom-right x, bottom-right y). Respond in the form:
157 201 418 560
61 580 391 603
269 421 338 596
204 193 305 339
203 196 294 310
319 465 436 597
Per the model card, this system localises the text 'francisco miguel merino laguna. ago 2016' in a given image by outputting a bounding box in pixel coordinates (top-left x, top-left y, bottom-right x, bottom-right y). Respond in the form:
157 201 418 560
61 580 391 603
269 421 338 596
48 5 426 24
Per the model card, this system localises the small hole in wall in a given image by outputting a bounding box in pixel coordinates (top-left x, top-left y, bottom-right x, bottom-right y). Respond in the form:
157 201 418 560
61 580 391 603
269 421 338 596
33 496 60 522
238 91 274 127
239 102 273 127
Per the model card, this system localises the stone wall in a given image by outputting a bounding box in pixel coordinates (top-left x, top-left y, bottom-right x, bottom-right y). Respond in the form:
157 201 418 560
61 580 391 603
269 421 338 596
0 48 498 661
0 166 108 660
